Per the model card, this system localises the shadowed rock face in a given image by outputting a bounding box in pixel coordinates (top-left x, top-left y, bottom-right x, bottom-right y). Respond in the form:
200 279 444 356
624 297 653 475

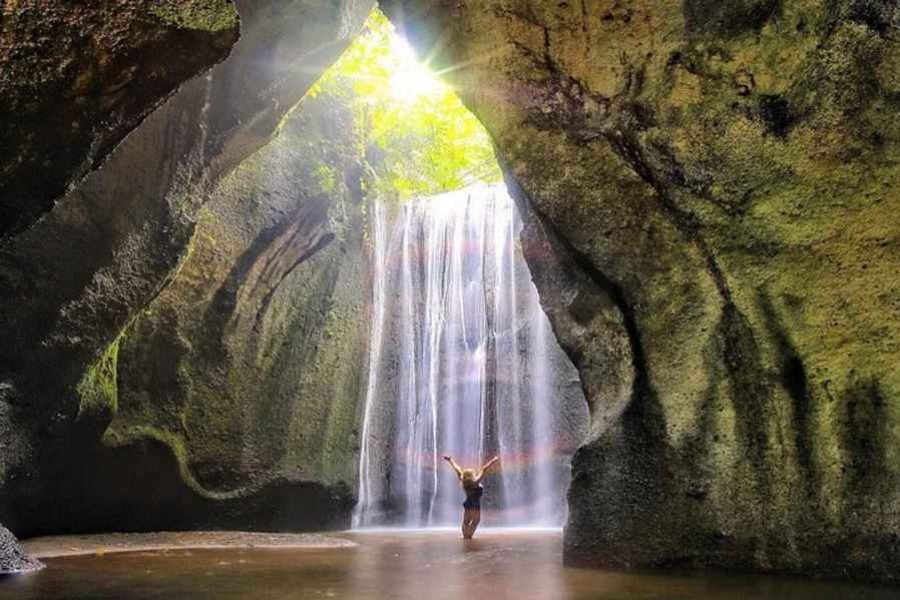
381 0 900 581
0 0 373 536
9 92 370 537
0 0 240 239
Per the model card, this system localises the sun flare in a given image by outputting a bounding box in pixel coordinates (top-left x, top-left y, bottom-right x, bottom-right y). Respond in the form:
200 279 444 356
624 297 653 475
306 8 501 198
387 35 444 102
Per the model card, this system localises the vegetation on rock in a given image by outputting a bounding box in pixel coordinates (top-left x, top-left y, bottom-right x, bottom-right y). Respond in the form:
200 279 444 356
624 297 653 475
149 0 240 32
0 0 374 538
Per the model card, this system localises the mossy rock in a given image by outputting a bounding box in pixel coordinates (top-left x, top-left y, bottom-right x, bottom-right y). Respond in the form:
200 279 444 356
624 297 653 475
381 0 900 581
149 0 239 32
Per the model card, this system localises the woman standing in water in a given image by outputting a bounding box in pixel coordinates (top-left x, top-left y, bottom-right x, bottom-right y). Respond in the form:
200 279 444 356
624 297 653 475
442 454 500 539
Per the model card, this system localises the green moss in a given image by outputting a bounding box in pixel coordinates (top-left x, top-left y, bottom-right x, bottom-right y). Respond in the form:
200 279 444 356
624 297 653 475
75 338 120 428
102 424 225 499
314 164 339 194
149 0 239 33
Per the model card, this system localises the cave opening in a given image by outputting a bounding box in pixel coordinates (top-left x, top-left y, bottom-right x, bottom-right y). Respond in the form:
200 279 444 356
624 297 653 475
306 10 590 530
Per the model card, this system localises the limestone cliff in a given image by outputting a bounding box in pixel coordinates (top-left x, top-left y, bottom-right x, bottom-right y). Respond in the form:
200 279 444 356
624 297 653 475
382 0 900 581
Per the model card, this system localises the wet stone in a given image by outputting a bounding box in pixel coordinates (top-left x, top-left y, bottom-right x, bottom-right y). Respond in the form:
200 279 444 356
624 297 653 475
0 525 43 575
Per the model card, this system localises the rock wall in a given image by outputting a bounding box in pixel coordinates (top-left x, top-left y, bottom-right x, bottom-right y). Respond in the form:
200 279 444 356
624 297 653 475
0 0 373 536
102 93 368 533
11 91 370 536
0 0 239 238
4 0 899 583
382 0 900 581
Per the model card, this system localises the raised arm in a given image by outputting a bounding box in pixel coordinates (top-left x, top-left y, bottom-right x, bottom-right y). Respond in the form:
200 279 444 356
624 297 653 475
475 456 499 482
443 455 464 479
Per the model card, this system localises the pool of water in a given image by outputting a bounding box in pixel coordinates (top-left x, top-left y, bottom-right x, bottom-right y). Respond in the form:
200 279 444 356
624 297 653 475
1 530 895 599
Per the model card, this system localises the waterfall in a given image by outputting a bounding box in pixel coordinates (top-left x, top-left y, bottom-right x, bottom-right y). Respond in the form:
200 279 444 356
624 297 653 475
353 183 586 529
353 201 388 529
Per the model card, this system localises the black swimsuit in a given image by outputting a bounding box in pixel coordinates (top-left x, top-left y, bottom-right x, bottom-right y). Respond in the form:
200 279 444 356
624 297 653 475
463 483 484 509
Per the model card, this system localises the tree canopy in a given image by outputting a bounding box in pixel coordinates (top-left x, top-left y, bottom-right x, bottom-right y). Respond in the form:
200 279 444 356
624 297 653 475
308 10 502 200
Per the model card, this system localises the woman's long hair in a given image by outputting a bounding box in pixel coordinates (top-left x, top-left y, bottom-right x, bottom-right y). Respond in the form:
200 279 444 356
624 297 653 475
461 469 477 487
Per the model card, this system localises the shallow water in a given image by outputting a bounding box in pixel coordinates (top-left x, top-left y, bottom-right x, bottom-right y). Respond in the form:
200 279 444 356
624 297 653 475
2 531 895 600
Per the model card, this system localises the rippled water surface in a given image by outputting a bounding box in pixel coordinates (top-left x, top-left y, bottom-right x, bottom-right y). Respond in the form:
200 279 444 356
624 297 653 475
2 531 895 600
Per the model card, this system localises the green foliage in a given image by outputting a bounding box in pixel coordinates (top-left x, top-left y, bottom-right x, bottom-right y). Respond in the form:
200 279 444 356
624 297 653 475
308 10 501 200
313 164 338 194
76 338 120 429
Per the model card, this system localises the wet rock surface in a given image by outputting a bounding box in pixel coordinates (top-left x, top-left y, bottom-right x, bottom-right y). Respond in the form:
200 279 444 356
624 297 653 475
0 525 43 574
382 0 900 581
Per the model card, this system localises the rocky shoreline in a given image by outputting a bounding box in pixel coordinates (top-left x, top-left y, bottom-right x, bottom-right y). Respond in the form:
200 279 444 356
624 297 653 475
0 526 43 575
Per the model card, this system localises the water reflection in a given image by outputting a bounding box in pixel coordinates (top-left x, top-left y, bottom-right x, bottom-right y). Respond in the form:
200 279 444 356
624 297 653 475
2 531 896 600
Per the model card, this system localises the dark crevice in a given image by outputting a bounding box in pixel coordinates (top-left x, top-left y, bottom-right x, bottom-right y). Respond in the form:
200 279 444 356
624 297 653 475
603 125 734 304
546 220 658 429
757 292 816 495
840 376 891 499
253 231 336 331
758 94 797 138
580 0 589 35
684 0 782 37
718 303 775 497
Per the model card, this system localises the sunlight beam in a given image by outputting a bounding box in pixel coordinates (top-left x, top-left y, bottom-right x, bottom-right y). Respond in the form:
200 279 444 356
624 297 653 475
387 35 445 102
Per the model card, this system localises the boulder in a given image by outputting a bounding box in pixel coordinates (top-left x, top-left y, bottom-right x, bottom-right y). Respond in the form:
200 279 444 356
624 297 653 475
0 525 42 574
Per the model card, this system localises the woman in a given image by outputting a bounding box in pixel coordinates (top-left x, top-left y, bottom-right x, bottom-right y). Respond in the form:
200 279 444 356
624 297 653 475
442 454 500 539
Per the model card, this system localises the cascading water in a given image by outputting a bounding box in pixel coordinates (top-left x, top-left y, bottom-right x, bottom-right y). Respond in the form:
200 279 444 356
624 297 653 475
354 183 587 529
